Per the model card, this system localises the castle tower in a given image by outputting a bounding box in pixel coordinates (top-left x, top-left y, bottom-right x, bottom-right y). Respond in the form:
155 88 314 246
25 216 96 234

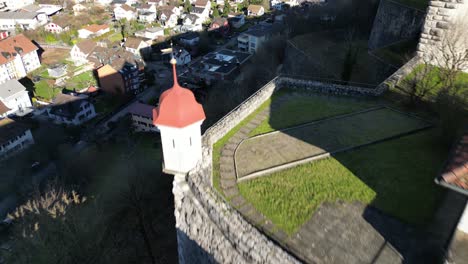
153 57 206 174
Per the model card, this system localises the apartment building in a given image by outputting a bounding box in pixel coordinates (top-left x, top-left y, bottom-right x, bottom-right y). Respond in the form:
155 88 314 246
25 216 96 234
0 34 40 83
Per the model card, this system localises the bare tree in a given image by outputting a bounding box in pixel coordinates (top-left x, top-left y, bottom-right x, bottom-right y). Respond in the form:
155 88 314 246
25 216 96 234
395 58 443 105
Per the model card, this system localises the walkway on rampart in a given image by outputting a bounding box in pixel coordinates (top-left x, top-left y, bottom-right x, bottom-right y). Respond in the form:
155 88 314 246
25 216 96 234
217 92 438 263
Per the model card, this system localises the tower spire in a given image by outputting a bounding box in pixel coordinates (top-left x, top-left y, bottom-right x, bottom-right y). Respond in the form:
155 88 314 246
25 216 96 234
170 42 180 89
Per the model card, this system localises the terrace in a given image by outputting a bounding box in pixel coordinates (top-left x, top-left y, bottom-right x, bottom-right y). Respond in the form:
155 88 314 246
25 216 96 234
212 87 450 262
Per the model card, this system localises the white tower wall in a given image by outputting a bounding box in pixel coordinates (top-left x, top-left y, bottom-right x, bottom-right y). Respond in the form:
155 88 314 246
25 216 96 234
158 120 203 174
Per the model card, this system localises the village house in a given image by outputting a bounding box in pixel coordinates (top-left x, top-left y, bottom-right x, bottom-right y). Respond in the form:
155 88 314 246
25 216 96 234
128 102 159 133
0 34 40 83
0 11 47 30
168 46 191 65
237 24 273 53
95 0 113 6
44 16 70 33
190 6 209 22
160 9 178 28
124 37 151 57
78 24 110 39
0 118 34 159
138 11 156 23
114 4 138 20
0 0 34 12
72 3 88 16
209 17 229 35
137 2 157 13
47 94 96 126
229 13 245 28
0 80 32 117
194 0 210 9
94 47 143 95
148 0 165 6
247 4 264 16
20 4 63 18
190 49 251 83
135 27 164 40
179 32 199 46
180 14 203 32
70 39 97 65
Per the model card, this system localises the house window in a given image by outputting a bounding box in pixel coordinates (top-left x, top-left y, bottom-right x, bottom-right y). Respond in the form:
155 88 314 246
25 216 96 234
189 137 192 146
172 139 175 148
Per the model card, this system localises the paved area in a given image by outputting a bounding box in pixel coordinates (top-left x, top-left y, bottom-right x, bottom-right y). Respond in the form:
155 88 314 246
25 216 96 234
234 107 431 178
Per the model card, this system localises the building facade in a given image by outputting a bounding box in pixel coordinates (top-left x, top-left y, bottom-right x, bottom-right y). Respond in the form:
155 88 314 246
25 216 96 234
0 118 34 159
0 79 32 117
0 34 40 83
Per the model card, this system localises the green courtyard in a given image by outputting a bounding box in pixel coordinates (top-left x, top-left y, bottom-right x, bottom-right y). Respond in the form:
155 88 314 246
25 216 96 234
213 89 448 235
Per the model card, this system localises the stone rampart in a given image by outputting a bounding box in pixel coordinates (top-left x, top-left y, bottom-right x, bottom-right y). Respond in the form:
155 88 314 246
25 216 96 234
417 0 468 58
369 0 426 50
173 63 423 263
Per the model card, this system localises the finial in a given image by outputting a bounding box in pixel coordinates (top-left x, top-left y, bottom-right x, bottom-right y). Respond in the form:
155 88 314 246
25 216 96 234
170 41 179 88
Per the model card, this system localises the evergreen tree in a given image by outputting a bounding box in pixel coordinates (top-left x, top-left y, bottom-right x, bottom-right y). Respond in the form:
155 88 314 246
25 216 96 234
223 0 231 16
212 6 220 17
184 0 192 13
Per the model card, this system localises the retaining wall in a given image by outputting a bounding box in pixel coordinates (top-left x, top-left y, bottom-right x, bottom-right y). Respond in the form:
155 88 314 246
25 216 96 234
368 0 426 50
173 63 422 263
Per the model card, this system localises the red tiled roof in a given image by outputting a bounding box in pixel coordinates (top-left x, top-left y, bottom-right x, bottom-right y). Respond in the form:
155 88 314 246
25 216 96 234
440 134 468 192
0 34 38 65
83 24 109 33
153 62 205 128
0 99 11 115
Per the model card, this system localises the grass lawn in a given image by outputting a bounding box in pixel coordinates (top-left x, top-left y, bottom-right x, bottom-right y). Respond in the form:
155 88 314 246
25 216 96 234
238 128 447 234
399 64 468 99
236 108 431 178
213 90 448 235
34 80 60 100
250 92 377 136
66 71 97 90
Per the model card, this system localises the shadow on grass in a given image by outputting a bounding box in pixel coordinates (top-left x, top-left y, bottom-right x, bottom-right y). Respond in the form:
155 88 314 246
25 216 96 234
232 90 462 263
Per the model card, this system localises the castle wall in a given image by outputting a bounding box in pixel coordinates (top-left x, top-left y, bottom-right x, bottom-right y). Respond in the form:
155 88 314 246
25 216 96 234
172 62 423 263
368 0 426 50
417 0 468 61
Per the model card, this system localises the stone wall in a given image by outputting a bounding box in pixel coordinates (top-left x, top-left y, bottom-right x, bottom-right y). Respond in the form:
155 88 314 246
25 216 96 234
368 0 426 50
417 0 468 58
173 63 424 263
278 76 386 96
374 56 421 91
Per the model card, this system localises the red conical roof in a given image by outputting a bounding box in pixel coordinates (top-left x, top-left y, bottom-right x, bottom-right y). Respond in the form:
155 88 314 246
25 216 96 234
153 58 205 128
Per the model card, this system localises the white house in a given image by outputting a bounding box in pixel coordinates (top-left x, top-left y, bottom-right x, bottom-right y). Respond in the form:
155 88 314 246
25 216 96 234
0 118 34 159
78 24 110 39
160 9 178 28
0 34 40 83
194 0 210 9
153 58 205 174
0 80 32 117
138 11 156 23
128 102 159 132
0 0 34 11
135 27 164 40
44 17 70 34
0 11 48 30
247 4 264 16
124 37 151 57
47 94 96 126
190 6 209 22
148 0 165 6
94 0 113 6
137 3 157 13
114 4 137 20
237 24 272 53
70 39 97 65
73 3 88 16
